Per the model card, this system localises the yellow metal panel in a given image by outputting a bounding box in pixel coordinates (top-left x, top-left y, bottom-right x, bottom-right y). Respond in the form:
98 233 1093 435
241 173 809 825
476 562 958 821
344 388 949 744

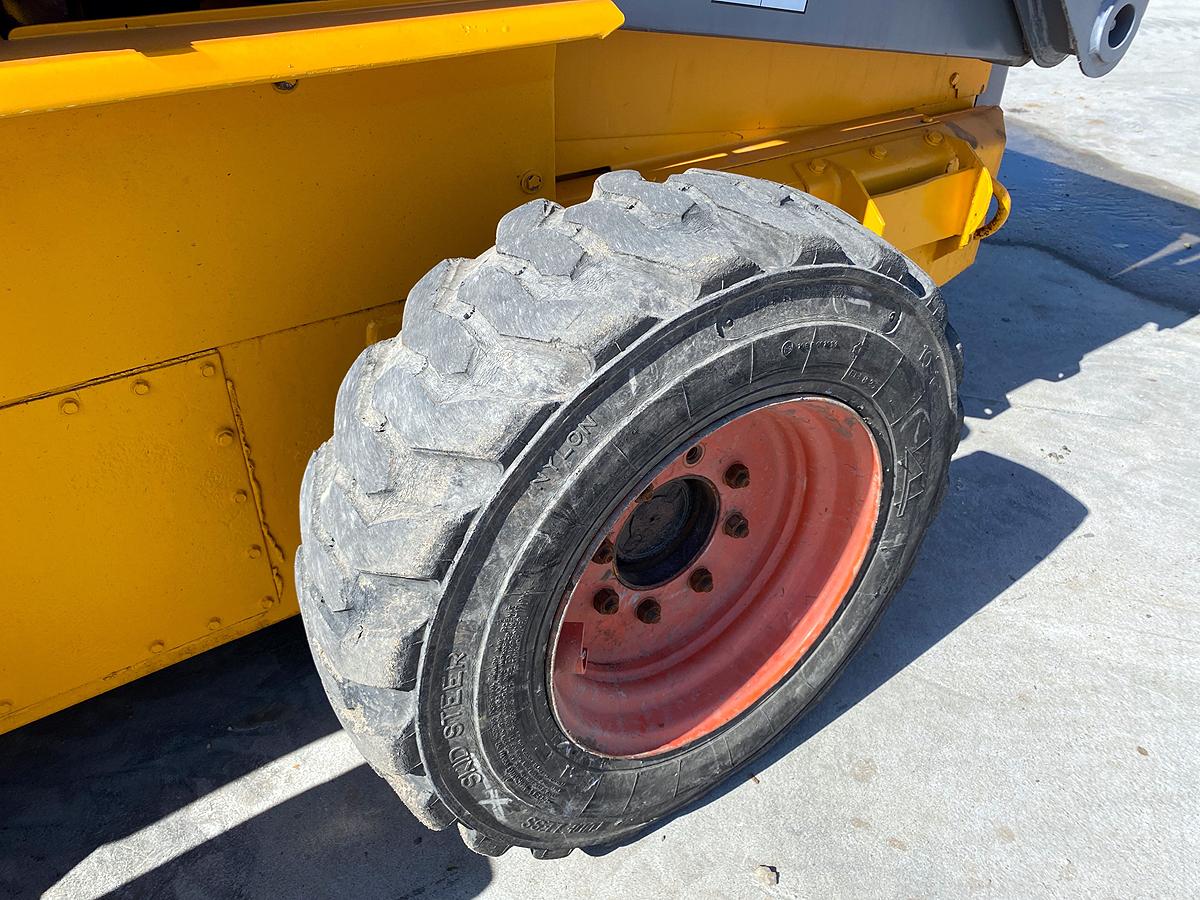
0 43 555 731
0 354 281 733
0 46 555 405
0 0 623 117
0 304 404 735
554 31 992 176
218 301 405 606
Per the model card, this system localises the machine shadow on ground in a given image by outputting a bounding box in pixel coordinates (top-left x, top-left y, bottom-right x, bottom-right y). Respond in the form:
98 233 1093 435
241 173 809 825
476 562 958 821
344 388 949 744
0 140 1196 899
118 764 493 899
956 143 1200 423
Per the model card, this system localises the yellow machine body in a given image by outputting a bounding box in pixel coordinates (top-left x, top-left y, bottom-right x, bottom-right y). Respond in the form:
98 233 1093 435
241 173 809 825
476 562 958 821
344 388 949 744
0 0 1005 733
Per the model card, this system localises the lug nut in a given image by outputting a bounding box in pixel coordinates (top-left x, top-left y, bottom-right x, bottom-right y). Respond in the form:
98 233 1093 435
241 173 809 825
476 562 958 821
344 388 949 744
724 513 750 539
592 541 614 565
593 588 620 616
724 463 751 489
689 568 714 593
684 445 704 466
636 598 661 624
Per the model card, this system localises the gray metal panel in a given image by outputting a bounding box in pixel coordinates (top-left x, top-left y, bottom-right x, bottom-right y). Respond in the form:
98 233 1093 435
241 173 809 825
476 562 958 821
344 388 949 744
617 0 1031 65
977 64 1009 106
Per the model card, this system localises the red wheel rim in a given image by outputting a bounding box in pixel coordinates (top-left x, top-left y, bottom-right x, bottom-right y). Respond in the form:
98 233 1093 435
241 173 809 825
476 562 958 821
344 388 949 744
548 397 883 758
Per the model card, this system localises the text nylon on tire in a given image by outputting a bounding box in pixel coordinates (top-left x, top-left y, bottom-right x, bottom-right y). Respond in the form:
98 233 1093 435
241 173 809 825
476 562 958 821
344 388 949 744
296 168 962 858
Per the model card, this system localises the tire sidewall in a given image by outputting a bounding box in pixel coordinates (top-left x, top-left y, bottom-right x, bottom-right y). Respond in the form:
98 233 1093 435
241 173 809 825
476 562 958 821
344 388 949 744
418 267 955 850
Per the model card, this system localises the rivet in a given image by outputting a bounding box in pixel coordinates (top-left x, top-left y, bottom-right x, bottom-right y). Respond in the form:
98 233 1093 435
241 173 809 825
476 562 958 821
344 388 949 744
924 130 945 146
200 363 217 378
870 145 888 160
519 170 544 194
208 617 223 631
273 80 298 93
921 114 936 124
60 398 80 415
216 428 236 447
808 158 828 175
248 545 263 560
0 700 12 714
149 640 165 654
233 489 249 504
132 379 151 396
261 596 276 610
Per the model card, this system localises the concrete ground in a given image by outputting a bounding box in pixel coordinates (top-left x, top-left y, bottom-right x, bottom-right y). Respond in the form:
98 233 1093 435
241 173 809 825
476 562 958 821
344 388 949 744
3 8 1198 899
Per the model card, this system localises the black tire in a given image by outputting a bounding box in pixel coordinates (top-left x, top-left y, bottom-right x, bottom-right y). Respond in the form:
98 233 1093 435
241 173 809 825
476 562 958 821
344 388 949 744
296 168 962 858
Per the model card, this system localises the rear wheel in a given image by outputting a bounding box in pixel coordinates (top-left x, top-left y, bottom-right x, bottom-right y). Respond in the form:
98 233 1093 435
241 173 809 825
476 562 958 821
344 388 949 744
297 168 962 857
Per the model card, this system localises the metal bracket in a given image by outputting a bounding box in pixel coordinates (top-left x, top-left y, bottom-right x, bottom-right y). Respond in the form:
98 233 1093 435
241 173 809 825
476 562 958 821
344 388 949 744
1012 0 1147 76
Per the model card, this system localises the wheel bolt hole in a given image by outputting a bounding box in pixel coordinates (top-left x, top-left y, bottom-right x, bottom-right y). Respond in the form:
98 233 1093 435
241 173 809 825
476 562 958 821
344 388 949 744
592 541 614 565
724 513 750 539
684 445 704 466
689 567 714 593
593 588 620 616
724 463 751 489
1107 3 1136 48
635 598 661 624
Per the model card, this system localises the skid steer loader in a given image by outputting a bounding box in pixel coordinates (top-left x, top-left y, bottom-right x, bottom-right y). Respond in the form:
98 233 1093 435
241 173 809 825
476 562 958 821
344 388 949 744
0 0 1146 857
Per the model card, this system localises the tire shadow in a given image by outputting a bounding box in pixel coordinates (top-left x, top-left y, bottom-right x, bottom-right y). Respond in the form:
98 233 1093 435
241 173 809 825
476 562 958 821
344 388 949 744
604 448 1089 851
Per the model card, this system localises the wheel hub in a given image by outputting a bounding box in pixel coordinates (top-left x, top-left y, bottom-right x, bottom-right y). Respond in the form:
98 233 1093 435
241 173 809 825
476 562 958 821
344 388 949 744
548 396 883 758
614 477 720 590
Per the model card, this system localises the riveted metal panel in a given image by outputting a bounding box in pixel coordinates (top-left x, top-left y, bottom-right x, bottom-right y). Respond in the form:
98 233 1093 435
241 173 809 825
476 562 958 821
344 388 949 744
0 354 281 733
